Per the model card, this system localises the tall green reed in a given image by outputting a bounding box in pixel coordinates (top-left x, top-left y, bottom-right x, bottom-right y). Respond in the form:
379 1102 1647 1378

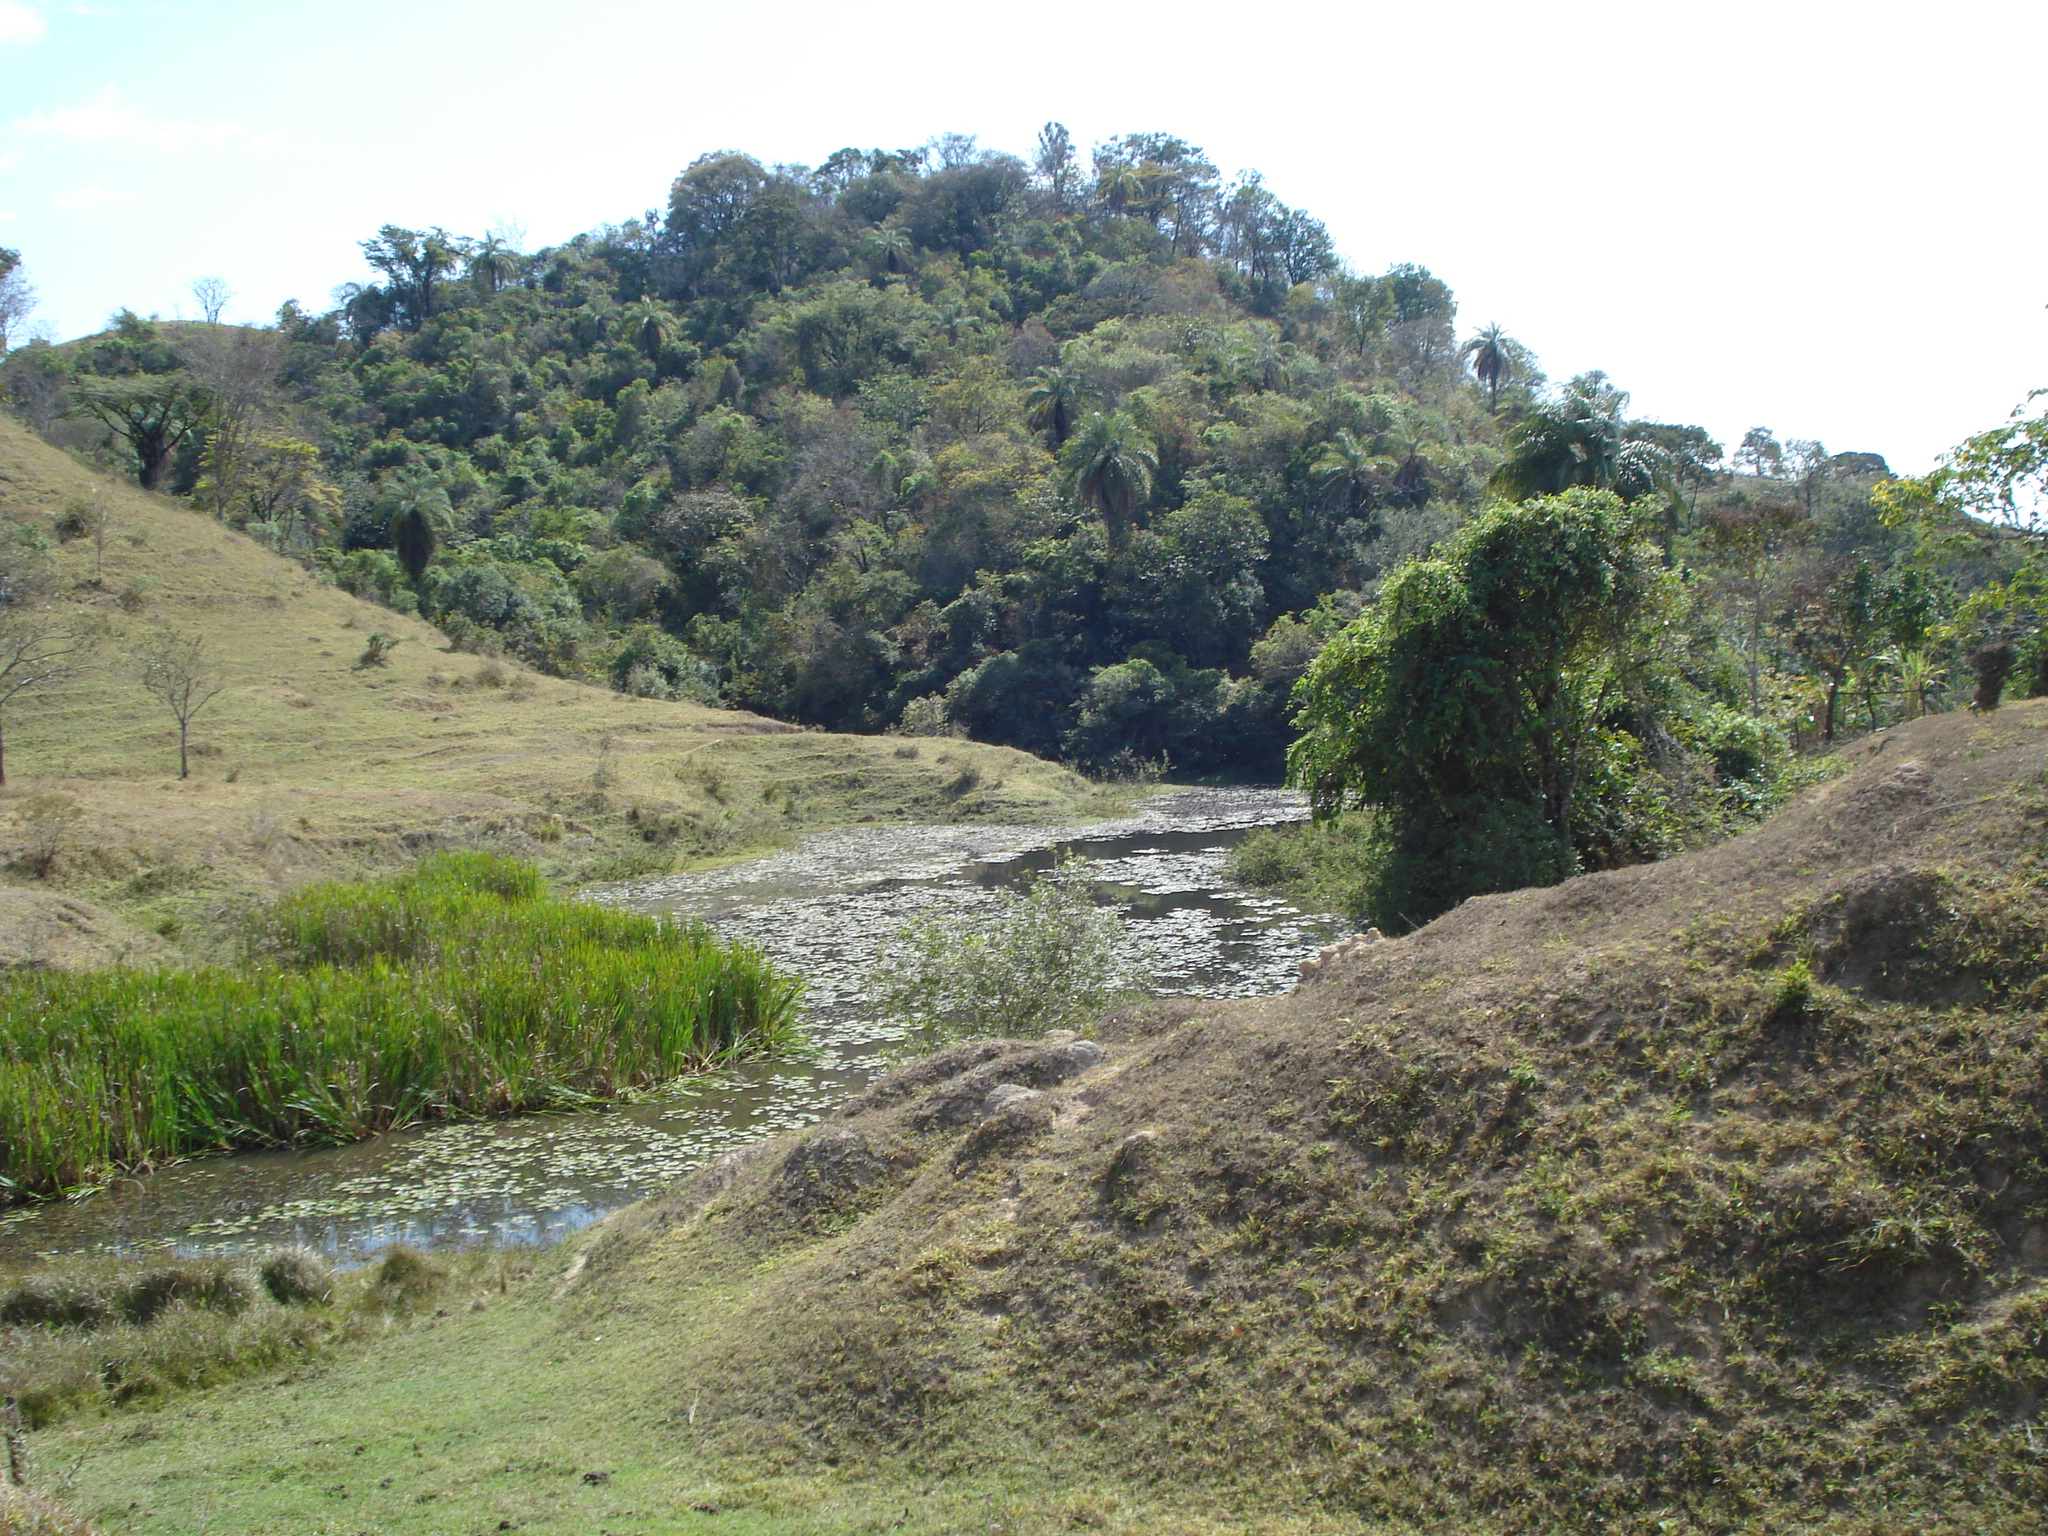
0 855 802 1199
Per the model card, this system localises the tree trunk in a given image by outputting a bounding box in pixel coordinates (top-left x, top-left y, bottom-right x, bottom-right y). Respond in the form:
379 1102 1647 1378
178 717 190 779
0 711 8 788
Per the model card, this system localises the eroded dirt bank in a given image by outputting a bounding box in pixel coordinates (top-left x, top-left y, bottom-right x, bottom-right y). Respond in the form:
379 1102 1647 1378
562 703 2048 1533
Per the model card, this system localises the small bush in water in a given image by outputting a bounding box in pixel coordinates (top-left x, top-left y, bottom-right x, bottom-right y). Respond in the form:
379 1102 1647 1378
874 857 1139 1038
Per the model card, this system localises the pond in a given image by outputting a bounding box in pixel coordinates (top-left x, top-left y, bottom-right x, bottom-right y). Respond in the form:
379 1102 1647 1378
0 789 1344 1266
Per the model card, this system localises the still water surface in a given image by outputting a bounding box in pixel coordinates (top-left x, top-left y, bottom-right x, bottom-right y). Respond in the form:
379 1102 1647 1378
0 789 1341 1265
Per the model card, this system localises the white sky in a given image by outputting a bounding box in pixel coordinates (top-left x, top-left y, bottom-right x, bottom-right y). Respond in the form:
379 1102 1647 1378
2 0 2042 472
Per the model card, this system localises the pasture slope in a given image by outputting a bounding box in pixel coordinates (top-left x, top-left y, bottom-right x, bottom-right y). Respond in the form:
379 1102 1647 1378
0 416 1107 957
41 702 2048 1534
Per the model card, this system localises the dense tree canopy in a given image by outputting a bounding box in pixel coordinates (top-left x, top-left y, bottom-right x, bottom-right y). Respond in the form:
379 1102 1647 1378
1 124 2011 814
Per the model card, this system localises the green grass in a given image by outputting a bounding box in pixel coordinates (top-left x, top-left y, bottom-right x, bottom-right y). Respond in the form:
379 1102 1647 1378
1225 813 1386 924
30 1240 1326 1536
0 855 802 1198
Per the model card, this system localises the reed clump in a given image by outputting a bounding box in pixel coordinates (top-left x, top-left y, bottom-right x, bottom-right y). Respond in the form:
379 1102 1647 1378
0 854 802 1198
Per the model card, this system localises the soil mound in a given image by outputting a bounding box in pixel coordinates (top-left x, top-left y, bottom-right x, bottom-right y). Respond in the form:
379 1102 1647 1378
572 705 2048 1534
0 886 178 971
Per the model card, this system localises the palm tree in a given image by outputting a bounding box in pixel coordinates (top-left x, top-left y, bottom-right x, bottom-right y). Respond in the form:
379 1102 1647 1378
380 468 453 584
469 235 516 294
1096 163 1146 218
1247 328 1301 391
1460 322 1515 412
1061 411 1157 542
1490 376 1671 504
863 224 916 278
618 301 673 360
1024 366 1099 451
1311 431 1387 527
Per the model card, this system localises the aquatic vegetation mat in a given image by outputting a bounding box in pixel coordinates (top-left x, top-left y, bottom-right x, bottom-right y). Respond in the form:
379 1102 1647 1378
0 856 801 1198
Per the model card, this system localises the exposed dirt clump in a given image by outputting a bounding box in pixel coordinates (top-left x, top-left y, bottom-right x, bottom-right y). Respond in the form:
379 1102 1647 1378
0 886 179 972
568 705 2048 1534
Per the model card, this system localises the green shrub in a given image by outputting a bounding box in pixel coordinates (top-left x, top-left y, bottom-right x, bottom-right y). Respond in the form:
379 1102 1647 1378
875 860 1136 1038
1288 489 1680 930
1225 814 1388 925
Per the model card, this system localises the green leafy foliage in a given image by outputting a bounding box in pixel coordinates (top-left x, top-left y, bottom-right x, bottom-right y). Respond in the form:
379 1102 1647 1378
1290 489 1687 927
3 127 2015 802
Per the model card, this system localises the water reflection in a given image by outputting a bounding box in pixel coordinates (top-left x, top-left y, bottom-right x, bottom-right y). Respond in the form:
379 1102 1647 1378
0 789 1341 1266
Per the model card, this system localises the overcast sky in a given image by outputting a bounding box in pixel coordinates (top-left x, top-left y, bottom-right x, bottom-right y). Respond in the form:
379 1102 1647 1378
2 0 2041 472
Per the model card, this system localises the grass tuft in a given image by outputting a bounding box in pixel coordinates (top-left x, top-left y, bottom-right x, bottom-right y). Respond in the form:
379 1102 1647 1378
0 1247 539 1433
256 1246 332 1307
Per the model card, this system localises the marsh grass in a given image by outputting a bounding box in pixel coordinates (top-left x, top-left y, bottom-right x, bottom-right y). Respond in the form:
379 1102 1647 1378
0 855 803 1198
1224 814 1386 924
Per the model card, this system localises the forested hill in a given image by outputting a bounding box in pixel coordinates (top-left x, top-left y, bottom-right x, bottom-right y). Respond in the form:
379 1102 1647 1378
5 127 1939 781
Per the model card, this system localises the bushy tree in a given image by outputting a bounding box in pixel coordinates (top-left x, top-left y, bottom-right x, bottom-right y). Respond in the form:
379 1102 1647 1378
1289 489 1675 930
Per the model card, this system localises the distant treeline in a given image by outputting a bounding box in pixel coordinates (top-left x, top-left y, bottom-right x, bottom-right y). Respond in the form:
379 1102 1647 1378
0 128 2013 790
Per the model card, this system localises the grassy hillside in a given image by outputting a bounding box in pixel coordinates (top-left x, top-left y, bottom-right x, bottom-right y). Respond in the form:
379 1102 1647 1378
0 416 1110 953
36 703 2048 1534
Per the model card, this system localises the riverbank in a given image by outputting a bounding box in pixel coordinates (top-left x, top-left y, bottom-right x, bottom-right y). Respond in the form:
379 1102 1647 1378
0 415 1119 966
27 703 2048 1534
0 789 1333 1264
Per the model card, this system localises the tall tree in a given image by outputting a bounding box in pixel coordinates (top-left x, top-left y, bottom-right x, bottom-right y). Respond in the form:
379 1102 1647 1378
1289 488 1668 929
1704 494 1811 711
1490 375 1670 504
189 276 232 324
1875 388 2048 544
183 324 283 519
69 374 213 490
1460 322 1514 411
1735 426 1784 478
467 235 516 294
1034 121 1079 208
383 469 451 583
1311 430 1387 524
1061 411 1157 542
0 248 36 354
360 226 469 331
